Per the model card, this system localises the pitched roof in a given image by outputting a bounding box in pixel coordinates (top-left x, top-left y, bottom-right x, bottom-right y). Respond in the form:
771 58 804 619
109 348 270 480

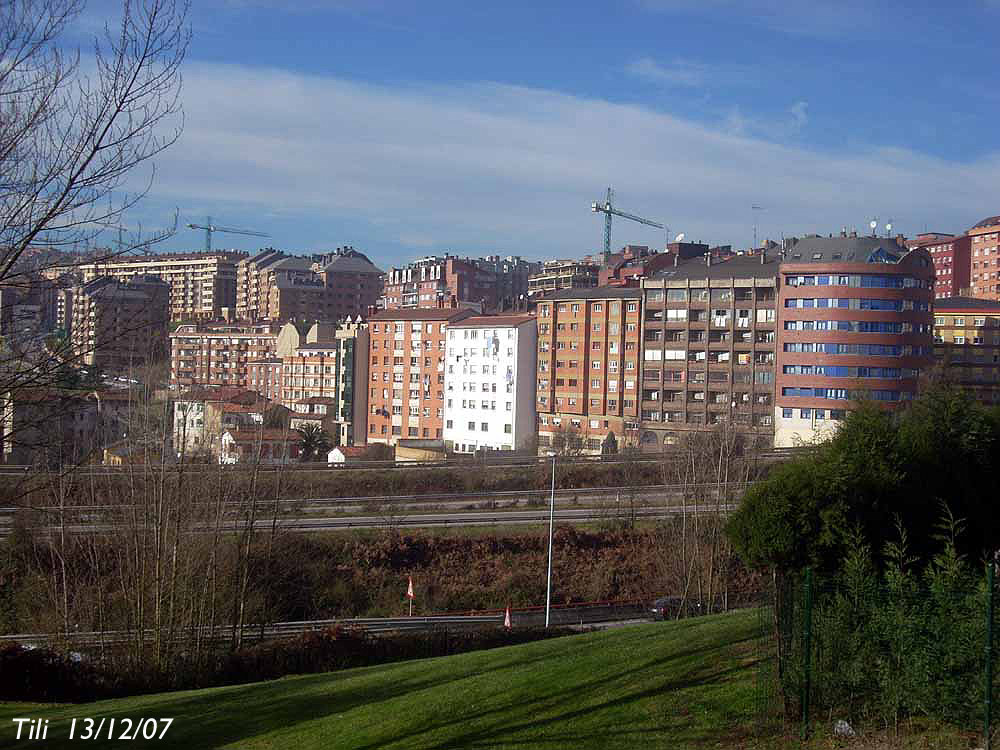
537 286 643 301
781 236 904 264
934 296 1000 312
295 396 339 405
322 251 383 275
369 308 475 322
452 315 536 328
224 428 299 443
972 216 1000 230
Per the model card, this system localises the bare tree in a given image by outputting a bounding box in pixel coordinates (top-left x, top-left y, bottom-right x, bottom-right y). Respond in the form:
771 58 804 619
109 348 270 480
0 0 189 418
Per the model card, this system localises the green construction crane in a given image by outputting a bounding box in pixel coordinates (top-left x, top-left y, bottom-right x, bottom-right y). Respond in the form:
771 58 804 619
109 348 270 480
591 187 665 263
186 216 270 252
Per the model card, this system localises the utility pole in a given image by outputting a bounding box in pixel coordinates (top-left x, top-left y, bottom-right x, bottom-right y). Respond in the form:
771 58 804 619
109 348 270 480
545 452 556 628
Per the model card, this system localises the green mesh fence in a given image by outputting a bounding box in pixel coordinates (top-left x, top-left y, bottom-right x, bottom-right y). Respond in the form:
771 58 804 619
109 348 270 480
754 563 999 746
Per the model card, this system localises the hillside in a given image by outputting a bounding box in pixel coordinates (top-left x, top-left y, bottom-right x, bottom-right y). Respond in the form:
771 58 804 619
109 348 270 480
1 612 758 749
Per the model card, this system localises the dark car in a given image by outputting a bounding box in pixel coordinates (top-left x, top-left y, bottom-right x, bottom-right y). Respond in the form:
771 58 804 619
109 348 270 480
649 595 703 620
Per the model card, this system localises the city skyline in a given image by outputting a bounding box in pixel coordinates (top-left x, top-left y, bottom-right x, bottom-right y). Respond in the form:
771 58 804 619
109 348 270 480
69 1 1000 266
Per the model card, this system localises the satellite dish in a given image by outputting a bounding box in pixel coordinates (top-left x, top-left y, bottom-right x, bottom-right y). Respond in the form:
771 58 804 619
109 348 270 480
885 222 893 234
869 219 878 230
674 233 685 242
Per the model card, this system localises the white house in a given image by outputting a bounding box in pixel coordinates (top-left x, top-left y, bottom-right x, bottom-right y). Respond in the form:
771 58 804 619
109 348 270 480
442 315 537 453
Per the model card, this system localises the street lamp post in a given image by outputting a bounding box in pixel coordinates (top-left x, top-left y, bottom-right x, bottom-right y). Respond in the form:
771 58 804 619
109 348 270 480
545 451 556 628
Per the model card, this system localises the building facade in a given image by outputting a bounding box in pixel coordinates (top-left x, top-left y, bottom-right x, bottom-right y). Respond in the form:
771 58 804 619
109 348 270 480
237 248 383 322
639 255 779 449
279 319 370 445
380 254 535 312
923 234 971 299
442 315 537 453
366 308 474 444
934 297 1000 405
528 260 599 297
535 288 643 452
969 216 1000 301
170 322 282 389
774 236 934 446
79 252 245 320
71 275 170 372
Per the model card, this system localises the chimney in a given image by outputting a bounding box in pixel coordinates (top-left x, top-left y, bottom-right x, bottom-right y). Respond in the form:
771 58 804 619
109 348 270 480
849 230 857 238
840 227 847 237
706 253 712 267
761 250 766 265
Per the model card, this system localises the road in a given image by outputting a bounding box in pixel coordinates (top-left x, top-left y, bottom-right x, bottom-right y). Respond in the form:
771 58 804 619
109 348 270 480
2 601 657 648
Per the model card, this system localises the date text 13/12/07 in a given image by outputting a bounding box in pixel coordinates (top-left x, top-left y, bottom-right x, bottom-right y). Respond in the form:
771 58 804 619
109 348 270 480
11 717 174 741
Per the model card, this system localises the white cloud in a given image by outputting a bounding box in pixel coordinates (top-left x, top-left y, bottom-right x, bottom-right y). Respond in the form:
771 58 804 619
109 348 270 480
626 58 709 88
136 62 1000 262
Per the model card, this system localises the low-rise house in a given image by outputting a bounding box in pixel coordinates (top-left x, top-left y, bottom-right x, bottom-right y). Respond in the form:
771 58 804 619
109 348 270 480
219 428 301 464
327 445 369 465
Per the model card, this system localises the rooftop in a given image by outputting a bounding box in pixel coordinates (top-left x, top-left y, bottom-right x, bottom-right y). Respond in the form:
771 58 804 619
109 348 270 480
322 250 383 275
224 428 299 444
538 287 643 301
781 235 905 264
972 216 1000 230
369 308 476 322
934 296 1000 312
452 315 536 328
649 254 781 282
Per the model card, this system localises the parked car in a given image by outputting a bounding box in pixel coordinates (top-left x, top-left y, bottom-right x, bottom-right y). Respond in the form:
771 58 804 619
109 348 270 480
649 595 703 620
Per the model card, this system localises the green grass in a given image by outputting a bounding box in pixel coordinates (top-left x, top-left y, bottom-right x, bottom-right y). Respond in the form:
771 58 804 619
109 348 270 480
1 612 759 749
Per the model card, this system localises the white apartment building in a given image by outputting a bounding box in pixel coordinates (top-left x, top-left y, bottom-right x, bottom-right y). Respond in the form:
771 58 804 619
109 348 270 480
443 315 537 453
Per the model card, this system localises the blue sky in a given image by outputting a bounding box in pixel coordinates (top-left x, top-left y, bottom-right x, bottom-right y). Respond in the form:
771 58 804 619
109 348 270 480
76 0 1000 267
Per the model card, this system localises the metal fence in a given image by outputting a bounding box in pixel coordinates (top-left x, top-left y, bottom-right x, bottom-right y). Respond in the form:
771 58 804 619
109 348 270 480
755 563 999 746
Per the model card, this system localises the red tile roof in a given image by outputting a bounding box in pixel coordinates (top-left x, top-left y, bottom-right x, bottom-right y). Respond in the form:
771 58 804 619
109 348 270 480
451 315 536 327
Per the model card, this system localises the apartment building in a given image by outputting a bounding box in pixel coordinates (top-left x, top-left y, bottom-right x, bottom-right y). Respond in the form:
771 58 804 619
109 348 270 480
442 316 537 453
535 288 643 452
172 387 282 455
380 254 535 312
169 322 284 389
934 297 1000 405
528 260 599 297
922 234 971 299
639 254 779 449
79 252 245 320
279 319 370 446
71 275 170 372
774 236 934 446
237 248 382 321
366 308 474 444
969 216 1000 301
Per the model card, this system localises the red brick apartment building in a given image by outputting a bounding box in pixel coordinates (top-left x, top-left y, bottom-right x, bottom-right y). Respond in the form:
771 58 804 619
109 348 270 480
969 216 1000 301
381 255 536 312
535 288 643 452
774 235 934 446
920 234 971 299
366 308 474 444
170 322 280 389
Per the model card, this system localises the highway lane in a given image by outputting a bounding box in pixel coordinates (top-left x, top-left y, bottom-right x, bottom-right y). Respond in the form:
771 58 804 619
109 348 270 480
1 501 736 537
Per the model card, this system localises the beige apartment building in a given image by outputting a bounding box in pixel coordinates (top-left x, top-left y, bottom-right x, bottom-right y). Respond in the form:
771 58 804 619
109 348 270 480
71 275 170 372
79 251 246 321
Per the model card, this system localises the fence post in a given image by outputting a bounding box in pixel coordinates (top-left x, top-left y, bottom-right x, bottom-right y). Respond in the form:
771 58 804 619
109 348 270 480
985 559 995 750
801 567 814 741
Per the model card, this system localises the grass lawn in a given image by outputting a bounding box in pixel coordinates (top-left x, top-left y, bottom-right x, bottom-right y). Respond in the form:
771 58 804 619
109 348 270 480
1 611 759 749
1 610 974 749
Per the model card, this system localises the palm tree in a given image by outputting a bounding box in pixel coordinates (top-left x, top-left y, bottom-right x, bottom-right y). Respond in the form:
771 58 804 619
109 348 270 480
295 423 333 462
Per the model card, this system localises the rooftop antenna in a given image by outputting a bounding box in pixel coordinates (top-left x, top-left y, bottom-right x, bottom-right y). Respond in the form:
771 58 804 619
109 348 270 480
885 220 893 238
752 205 764 249
869 218 878 238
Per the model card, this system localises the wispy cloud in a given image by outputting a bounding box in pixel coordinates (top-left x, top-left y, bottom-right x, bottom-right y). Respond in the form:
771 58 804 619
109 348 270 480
134 62 1000 262
626 58 711 88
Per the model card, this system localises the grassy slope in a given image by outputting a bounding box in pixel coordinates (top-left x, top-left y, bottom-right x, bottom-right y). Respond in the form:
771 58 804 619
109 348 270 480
1 611 758 750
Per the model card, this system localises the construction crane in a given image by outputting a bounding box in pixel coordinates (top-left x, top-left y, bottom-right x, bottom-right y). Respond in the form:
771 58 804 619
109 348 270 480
186 216 270 252
591 187 665 262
